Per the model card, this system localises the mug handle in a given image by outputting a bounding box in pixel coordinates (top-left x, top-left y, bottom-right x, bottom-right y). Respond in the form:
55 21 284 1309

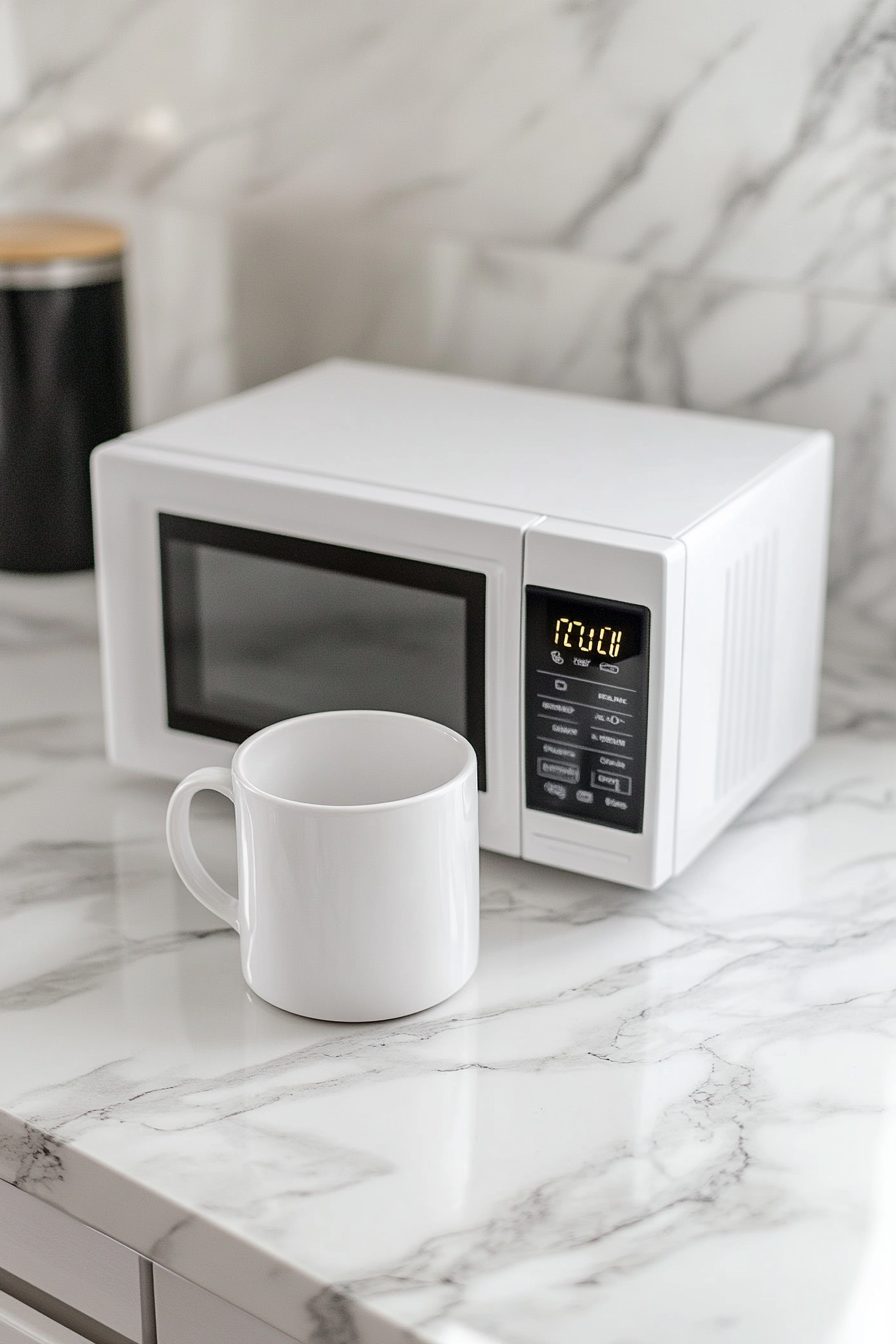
166 767 240 932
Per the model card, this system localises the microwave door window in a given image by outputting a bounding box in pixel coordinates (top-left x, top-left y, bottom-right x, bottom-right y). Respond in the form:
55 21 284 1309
159 516 486 788
195 546 466 731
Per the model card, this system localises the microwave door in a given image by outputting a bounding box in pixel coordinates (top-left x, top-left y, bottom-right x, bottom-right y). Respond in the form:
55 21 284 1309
159 514 487 789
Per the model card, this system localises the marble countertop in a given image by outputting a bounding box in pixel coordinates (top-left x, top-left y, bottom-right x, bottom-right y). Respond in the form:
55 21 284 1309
2 573 895 1344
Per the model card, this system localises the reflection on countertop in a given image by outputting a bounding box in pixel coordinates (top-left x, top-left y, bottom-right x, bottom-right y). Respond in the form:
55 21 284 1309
1 573 895 1344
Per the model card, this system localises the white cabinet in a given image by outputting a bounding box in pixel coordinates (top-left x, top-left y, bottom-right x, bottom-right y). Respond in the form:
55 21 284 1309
154 1267 299 1344
0 1181 144 1343
0 1287 89 1344
0 1181 304 1344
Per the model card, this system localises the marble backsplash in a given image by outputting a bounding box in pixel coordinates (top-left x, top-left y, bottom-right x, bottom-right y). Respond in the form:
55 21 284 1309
1 0 896 725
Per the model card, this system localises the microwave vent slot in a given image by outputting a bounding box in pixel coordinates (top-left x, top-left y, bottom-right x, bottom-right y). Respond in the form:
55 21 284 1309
715 532 778 801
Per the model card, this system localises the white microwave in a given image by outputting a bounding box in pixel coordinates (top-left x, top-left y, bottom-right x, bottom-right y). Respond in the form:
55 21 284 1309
92 359 832 889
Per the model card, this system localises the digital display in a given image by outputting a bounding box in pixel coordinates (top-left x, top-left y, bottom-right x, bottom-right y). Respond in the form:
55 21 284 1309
553 615 623 658
543 595 643 668
554 617 622 658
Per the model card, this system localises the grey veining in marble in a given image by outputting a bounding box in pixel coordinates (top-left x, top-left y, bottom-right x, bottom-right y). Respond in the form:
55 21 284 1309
1 1 895 428
2 576 896 1344
5 1 896 295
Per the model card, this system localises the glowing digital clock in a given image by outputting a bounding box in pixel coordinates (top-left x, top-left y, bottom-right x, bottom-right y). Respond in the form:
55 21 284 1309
539 592 644 666
553 617 623 658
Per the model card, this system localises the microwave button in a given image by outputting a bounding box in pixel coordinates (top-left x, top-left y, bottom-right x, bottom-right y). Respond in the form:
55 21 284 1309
540 742 578 760
591 771 633 796
538 759 579 785
593 731 628 750
540 699 575 716
575 788 594 804
549 721 580 739
592 711 626 727
543 781 567 800
597 754 628 773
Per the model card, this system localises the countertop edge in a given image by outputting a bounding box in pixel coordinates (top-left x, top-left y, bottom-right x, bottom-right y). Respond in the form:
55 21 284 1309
0 1111 393 1344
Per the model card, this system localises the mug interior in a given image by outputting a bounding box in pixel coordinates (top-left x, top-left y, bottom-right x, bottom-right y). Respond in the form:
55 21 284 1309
236 711 472 806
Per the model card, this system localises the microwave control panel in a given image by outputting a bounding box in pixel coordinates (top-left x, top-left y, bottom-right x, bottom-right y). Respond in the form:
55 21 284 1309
524 586 650 833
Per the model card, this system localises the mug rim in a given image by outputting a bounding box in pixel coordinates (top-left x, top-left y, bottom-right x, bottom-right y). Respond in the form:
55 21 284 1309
231 709 477 811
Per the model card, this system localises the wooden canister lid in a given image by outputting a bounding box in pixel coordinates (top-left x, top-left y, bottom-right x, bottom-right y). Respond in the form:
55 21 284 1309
0 215 126 264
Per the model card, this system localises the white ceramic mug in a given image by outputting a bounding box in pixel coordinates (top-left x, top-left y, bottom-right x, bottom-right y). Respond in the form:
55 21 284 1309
165 710 479 1022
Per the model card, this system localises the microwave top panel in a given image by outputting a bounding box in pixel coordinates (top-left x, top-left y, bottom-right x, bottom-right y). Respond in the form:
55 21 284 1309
123 358 824 540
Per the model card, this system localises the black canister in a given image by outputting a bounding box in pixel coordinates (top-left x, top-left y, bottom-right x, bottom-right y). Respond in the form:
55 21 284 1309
0 216 130 572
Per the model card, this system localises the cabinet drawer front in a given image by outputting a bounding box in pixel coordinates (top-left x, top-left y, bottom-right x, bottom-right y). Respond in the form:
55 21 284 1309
0 1286 88 1344
0 1183 142 1342
154 1267 299 1344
